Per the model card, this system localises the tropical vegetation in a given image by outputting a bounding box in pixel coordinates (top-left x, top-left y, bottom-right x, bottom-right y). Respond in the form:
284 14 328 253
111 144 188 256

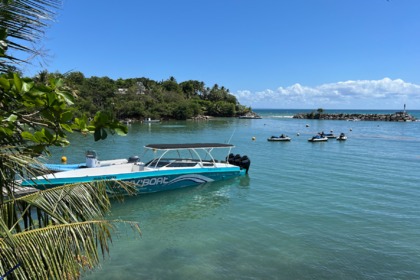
46 72 252 121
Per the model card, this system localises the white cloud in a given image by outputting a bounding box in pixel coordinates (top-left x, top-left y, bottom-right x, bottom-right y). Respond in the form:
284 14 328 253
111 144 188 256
233 78 420 109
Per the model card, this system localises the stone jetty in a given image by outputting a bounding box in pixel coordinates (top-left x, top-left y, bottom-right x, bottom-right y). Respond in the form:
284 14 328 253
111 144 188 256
293 111 417 122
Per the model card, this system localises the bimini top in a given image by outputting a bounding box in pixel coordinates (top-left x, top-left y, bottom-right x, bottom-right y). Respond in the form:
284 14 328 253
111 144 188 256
145 143 234 150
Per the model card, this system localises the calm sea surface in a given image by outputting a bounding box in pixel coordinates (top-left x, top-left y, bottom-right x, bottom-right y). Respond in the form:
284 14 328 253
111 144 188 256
50 109 420 280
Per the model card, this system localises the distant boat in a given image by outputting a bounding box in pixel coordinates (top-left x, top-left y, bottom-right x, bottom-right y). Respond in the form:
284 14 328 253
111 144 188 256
320 131 336 138
21 143 251 194
308 135 328 142
267 135 291 142
143 118 160 123
336 133 347 141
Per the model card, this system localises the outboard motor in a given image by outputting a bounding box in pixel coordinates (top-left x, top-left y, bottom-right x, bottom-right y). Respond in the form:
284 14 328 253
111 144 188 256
227 153 235 164
128 156 139 163
227 153 251 173
239 155 251 174
233 154 242 166
85 150 98 168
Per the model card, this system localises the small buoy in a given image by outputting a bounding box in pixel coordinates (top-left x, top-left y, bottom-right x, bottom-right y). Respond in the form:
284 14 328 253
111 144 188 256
297 133 300 136
61 156 67 163
252 137 256 141
306 124 309 127
350 128 352 131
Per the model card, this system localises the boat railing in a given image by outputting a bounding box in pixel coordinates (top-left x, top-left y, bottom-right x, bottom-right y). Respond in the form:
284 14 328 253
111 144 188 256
145 158 219 169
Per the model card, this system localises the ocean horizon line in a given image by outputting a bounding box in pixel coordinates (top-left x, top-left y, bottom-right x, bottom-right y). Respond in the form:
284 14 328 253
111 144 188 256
253 108 419 111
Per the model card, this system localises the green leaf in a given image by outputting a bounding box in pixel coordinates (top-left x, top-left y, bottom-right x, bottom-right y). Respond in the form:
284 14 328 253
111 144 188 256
46 91 57 106
21 131 37 142
0 127 13 136
43 128 54 142
93 111 108 126
57 90 74 105
72 116 87 131
57 138 70 146
61 111 73 123
0 77 10 90
60 123 73 132
113 127 128 136
6 114 17 122
101 128 108 140
13 73 22 92
21 80 34 92
55 78 64 88
87 125 96 132
40 110 56 123
93 128 108 141
33 130 47 142
94 128 101 141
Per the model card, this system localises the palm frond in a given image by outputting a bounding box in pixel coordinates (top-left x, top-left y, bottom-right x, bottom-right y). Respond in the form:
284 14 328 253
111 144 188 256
2 180 138 233
0 219 140 280
1 0 61 49
0 146 46 201
1 0 62 73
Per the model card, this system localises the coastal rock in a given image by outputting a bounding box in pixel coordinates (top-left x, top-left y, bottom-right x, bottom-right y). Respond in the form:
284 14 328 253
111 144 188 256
238 112 262 119
190 115 211 120
292 111 416 122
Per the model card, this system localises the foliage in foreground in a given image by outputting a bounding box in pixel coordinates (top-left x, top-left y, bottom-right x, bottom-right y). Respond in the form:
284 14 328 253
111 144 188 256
0 182 140 279
1 1 141 278
0 72 139 279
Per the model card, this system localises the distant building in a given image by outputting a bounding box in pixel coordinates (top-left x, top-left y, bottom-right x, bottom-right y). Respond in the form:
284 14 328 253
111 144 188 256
117 88 128 94
116 82 146 95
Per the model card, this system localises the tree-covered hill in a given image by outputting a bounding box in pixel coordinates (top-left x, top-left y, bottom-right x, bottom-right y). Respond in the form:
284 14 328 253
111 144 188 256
56 72 251 120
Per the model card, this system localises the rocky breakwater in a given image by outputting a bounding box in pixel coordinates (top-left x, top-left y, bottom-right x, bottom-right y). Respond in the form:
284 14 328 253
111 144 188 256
293 111 417 122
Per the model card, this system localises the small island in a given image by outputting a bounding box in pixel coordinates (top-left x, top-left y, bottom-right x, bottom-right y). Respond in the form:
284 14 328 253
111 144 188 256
293 110 417 122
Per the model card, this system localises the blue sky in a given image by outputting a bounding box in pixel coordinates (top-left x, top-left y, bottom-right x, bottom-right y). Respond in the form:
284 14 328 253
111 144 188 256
24 0 420 109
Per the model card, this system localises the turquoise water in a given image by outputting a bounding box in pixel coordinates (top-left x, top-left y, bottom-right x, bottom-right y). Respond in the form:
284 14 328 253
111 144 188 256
51 110 420 280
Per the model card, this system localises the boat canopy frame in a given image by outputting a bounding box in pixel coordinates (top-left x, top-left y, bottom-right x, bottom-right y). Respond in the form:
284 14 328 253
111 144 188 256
144 143 235 169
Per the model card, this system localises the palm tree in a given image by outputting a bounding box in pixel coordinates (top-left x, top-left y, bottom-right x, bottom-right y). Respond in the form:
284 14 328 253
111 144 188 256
1 2 140 278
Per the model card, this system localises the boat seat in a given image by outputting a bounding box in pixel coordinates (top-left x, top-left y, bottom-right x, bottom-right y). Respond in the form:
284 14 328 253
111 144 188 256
132 164 144 172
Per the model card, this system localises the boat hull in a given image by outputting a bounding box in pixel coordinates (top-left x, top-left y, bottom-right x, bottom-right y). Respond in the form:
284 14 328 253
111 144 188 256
267 137 291 142
308 137 328 142
22 167 246 194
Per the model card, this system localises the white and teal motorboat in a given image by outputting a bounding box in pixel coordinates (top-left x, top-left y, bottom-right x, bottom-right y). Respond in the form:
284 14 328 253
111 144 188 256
21 143 250 194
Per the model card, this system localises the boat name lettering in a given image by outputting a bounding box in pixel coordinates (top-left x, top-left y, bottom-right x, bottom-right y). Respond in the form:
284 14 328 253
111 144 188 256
133 177 169 187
